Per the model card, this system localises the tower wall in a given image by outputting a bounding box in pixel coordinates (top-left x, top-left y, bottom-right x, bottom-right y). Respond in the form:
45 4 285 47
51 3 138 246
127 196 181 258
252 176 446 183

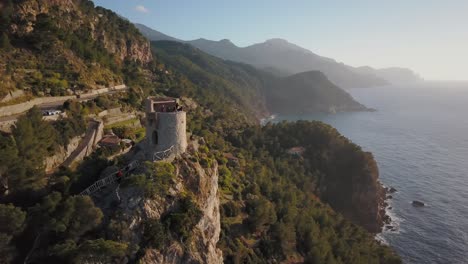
146 111 187 158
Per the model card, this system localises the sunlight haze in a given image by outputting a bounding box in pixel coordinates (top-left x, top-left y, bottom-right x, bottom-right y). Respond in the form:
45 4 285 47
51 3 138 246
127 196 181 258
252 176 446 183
93 0 468 81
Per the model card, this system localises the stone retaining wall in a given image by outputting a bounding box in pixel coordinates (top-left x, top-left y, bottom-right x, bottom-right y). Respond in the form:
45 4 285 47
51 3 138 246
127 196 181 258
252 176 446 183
45 136 82 173
0 90 25 103
61 120 104 168
104 114 137 126
0 85 127 117
0 120 16 133
0 95 75 117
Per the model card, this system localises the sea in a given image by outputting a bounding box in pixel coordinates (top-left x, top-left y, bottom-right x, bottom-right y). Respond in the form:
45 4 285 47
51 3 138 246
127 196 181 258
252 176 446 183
273 82 468 264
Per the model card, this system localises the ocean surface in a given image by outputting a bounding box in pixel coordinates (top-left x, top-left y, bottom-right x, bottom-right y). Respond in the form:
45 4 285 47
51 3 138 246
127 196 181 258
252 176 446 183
273 82 468 264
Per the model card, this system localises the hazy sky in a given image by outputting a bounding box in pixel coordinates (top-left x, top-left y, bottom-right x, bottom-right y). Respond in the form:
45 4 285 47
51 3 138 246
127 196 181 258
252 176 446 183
93 0 468 80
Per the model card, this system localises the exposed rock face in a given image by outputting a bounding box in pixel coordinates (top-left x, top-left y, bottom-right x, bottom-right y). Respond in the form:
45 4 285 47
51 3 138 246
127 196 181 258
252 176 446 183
266 71 370 114
44 135 82 173
354 154 388 233
141 158 223 264
9 0 152 64
97 154 223 264
323 151 388 233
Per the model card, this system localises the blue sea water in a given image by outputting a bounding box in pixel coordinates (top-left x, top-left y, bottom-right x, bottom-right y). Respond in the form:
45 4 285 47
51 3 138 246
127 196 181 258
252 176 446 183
274 82 468 264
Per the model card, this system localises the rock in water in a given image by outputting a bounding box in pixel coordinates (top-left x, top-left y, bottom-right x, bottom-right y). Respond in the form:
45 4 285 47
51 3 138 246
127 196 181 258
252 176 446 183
412 200 425 207
389 187 397 193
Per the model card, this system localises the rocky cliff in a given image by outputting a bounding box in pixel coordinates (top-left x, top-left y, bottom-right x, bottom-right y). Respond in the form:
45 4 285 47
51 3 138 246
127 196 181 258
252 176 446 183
95 151 223 263
266 71 370 114
9 0 152 64
334 152 388 233
140 158 223 264
0 0 152 94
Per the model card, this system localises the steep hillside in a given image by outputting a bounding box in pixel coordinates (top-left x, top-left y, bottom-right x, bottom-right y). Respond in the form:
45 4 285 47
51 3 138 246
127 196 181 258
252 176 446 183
0 3 401 263
267 71 369 114
135 23 182 42
188 38 388 88
137 24 422 88
135 24 387 88
151 41 270 121
151 41 370 118
0 0 152 97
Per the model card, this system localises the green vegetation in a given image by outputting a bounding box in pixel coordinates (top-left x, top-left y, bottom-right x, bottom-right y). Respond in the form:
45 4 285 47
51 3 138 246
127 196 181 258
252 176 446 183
105 118 140 130
51 239 128 263
29 193 103 239
105 118 145 141
121 161 175 198
0 1 400 263
0 106 85 195
0 0 150 96
162 196 202 242
149 41 399 263
140 196 202 250
0 204 26 263
151 41 269 123
267 71 367 113
176 109 397 263
0 32 12 50
142 219 167 250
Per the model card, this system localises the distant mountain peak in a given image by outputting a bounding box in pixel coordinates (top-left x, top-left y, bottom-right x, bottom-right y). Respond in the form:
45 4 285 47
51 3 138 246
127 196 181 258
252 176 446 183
135 23 181 42
265 38 290 44
220 38 233 44
137 23 421 86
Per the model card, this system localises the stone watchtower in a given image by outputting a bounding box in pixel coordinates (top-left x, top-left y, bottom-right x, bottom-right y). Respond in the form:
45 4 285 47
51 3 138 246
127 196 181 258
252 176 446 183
145 97 187 160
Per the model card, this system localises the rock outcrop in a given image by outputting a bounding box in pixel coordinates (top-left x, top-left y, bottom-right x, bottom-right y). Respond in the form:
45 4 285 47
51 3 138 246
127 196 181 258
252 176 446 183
96 153 223 263
320 150 389 233
348 153 389 233
44 135 81 173
1 0 153 93
412 200 425 207
9 0 152 64
140 159 223 264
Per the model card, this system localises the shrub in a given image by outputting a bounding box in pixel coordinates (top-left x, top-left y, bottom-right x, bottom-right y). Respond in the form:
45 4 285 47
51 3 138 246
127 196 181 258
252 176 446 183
222 201 240 217
163 197 202 241
143 219 167 249
121 162 175 198
51 239 128 264
199 156 213 168
198 145 209 154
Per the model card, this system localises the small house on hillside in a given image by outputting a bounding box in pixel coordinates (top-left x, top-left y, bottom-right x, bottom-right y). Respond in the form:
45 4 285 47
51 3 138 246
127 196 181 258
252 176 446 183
99 134 121 149
287 147 306 156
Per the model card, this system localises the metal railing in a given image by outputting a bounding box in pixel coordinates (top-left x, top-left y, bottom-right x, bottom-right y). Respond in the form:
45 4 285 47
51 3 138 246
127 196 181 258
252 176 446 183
152 145 174 161
79 145 175 196
79 160 140 196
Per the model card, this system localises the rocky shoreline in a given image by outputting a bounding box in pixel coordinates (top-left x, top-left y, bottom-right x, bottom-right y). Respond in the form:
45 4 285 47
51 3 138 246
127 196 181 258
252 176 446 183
381 186 398 232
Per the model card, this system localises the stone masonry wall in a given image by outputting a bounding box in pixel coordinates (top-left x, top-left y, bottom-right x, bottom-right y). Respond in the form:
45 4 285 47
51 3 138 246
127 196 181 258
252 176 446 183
0 85 127 117
61 121 104 168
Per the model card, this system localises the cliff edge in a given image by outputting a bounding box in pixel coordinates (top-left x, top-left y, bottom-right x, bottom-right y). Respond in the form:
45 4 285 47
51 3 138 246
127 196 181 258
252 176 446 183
94 148 223 263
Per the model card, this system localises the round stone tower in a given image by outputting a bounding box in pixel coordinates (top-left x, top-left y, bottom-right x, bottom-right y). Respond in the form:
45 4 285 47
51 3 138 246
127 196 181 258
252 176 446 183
145 97 187 160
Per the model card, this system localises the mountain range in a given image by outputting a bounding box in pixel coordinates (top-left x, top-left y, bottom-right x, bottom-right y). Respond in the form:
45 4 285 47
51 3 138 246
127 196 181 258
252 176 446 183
152 41 368 117
0 1 401 263
135 24 422 88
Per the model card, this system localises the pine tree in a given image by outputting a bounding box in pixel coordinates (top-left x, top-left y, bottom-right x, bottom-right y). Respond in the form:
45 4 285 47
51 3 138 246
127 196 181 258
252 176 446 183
0 33 12 50
0 203 26 262
0 0 13 33
9 107 58 192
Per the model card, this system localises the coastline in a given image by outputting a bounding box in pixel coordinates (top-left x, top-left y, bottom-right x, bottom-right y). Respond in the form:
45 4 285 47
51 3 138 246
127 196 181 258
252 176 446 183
264 113 390 234
260 114 277 126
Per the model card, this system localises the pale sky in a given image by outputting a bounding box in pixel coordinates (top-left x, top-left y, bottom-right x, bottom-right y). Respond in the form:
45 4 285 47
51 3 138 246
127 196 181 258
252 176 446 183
93 0 468 80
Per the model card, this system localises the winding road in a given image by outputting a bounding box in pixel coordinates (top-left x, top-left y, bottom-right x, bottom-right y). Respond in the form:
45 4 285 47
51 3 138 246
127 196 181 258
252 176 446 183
0 88 127 123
